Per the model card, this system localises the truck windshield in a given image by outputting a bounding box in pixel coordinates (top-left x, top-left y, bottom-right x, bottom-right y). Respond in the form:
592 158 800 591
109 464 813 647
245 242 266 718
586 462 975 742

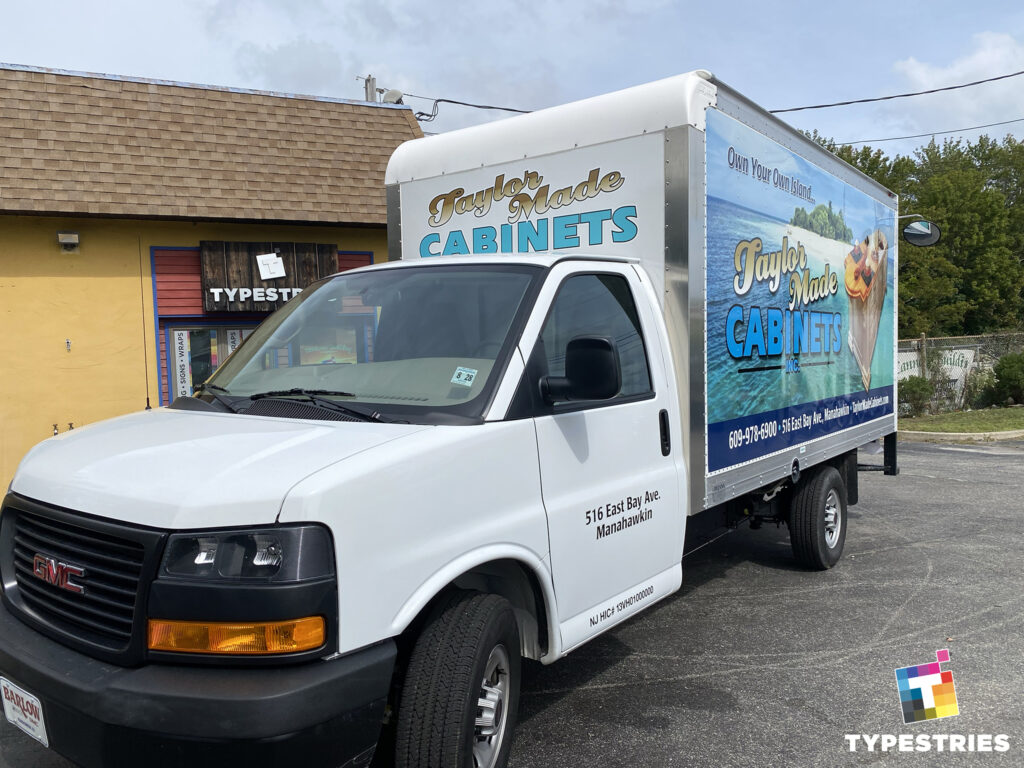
205 263 542 422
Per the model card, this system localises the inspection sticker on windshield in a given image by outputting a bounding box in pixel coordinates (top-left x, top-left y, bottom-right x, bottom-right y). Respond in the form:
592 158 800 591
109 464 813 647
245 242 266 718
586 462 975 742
451 367 478 387
2 677 48 748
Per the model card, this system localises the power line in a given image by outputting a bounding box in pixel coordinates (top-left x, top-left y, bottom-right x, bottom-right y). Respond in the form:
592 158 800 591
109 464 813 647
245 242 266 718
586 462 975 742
373 68 1024 133
412 97 530 123
771 69 1024 114
354 76 531 121
840 116 1024 145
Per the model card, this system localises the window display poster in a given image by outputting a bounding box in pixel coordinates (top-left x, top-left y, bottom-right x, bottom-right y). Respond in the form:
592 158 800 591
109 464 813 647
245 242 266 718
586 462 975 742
299 328 358 365
172 329 219 398
173 330 193 399
226 329 243 355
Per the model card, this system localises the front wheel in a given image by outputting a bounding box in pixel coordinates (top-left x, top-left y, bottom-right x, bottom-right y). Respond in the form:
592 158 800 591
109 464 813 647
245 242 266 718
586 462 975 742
395 591 521 768
789 465 848 570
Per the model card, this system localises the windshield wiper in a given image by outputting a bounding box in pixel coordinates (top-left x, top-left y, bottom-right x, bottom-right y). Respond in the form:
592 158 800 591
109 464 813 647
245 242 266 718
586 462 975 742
193 383 241 413
249 388 356 399
246 388 385 422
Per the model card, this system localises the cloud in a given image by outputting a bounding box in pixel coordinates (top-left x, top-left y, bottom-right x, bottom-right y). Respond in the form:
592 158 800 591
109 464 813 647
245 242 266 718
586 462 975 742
236 36 348 96
202 0 333 37
190 0 687 133
175 3 1024 149
887 32 1024 140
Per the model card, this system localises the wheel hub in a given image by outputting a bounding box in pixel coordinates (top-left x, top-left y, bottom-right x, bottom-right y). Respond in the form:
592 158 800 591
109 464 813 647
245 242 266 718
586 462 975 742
823 488 841 549
473 644 510 768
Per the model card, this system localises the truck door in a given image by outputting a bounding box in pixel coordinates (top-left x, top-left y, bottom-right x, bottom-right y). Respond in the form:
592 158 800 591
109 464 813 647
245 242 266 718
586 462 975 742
513 263 684 652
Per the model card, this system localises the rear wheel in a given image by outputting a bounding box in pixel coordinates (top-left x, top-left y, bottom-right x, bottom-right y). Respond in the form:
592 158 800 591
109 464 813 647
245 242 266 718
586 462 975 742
395 591 521 768
789 465 847 570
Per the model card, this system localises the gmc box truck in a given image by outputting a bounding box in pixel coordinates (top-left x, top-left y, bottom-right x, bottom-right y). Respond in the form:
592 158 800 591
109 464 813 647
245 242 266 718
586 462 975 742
0 71 922 768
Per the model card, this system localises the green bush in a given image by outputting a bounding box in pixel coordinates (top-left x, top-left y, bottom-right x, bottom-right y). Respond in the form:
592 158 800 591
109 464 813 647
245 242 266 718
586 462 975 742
963 367 997 409
993 352 1024 404
900 375 934 416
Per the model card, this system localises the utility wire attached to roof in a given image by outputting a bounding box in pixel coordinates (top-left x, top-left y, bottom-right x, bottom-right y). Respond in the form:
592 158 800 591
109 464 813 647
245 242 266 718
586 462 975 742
411 97 531 123
355 76 531 122
369 69 1024 139
771 69 1024 113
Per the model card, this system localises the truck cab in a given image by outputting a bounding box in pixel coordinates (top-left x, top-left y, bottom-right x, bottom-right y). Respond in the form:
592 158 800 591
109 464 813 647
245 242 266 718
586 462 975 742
1 254 687 768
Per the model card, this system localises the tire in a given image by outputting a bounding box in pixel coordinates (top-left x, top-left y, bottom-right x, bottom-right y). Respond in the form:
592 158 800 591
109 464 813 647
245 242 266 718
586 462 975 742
789 465 847 570
395 591 521 768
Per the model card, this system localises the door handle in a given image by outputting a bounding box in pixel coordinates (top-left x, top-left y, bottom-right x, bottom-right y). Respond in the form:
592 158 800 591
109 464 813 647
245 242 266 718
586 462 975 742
659 409 671 456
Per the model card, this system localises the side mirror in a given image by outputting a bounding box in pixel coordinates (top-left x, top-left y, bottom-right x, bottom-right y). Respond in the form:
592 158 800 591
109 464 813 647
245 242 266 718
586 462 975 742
541 336 622 403
902 220 941 247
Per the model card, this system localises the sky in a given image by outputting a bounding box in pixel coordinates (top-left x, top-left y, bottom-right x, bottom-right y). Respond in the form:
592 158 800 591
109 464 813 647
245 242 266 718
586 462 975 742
2 0 1024 158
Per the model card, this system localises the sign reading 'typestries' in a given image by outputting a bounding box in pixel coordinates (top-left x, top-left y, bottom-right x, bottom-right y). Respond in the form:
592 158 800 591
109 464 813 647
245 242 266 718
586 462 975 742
200 241 338 312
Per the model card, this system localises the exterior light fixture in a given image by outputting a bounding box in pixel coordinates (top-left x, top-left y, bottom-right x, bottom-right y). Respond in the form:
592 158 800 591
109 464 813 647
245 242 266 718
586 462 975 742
57 232 80 252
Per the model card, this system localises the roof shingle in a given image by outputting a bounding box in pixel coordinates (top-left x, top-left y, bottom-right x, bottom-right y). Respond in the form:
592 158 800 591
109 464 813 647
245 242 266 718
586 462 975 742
0 65 422 224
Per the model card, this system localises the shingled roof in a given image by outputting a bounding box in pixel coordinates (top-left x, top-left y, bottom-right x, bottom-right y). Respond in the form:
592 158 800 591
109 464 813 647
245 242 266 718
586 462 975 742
0 64 422 224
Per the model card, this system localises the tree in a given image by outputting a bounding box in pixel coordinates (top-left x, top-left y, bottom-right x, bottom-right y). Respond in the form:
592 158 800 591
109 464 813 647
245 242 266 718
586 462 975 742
905 140 1021 334
834 144 916 194
974 136 1024 326
808 132 1024 335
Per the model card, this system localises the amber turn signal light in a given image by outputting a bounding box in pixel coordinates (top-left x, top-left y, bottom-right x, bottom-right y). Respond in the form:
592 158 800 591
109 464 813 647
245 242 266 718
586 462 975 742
148 616 325 654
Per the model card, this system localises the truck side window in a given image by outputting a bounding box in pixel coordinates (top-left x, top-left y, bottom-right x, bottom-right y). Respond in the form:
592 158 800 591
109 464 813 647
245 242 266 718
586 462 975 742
542 273 652 398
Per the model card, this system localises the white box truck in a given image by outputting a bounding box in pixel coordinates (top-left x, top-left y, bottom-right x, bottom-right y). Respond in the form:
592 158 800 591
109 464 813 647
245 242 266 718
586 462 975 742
0 72 923 768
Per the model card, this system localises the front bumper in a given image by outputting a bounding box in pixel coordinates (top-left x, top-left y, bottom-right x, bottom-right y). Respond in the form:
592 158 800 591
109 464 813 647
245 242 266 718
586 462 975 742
0 599 395 768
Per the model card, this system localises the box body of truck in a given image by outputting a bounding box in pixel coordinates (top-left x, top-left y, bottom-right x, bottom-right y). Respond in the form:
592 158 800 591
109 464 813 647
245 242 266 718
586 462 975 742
387 70 899 520
0 71 901 768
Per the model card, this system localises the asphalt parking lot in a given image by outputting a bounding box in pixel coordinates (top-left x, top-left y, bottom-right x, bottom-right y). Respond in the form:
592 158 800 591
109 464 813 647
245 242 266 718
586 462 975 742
2 440 1022 767
509 439 1024 767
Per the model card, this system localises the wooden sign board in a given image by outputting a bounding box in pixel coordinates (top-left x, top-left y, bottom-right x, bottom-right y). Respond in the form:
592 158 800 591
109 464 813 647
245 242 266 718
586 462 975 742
200 241 338 312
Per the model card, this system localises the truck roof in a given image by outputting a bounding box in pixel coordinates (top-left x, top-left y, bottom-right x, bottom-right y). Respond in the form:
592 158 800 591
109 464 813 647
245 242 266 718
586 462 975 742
337 253 639 275
385 69 896 203
387 71 717 185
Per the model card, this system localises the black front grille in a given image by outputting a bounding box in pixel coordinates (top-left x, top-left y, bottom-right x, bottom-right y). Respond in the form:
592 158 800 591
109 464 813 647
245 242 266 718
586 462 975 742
0 495 166 665
12 510 143 648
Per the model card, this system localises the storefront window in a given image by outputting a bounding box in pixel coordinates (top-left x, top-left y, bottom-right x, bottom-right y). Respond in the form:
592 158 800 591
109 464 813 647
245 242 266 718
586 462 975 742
169 327 254 399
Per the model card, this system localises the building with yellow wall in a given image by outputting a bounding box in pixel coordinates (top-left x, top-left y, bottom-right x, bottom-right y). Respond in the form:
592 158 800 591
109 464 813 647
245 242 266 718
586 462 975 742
0 64 421 486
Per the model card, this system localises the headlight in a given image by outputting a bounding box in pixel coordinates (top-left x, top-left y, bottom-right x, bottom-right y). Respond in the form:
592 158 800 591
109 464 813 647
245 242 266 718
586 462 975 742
161 525 334 582
150 524 336 659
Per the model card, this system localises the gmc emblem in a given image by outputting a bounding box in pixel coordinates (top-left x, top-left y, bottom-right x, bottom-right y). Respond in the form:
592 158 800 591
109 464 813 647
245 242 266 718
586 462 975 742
32 554 85 594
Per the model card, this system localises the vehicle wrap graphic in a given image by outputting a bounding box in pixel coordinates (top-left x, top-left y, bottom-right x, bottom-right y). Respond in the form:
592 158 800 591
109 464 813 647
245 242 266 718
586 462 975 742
705 109 896 474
